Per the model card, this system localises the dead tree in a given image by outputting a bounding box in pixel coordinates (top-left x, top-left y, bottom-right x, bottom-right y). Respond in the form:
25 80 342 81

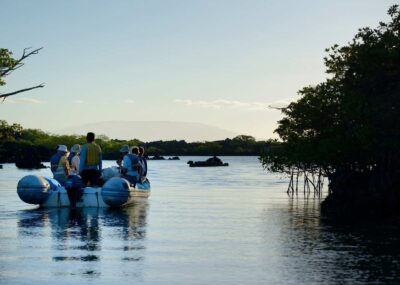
0 47 44 101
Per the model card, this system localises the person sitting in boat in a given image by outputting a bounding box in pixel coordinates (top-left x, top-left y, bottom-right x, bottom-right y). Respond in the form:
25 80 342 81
51 145 65 173
50 145 60 173
206 155 223 165
51 145 70 186
119 145 141 186
138 146 148 183
69 144 81 175
79 132 102 187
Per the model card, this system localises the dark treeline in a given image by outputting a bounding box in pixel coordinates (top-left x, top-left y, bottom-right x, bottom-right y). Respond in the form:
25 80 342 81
0 120 267 163
260 5 400 218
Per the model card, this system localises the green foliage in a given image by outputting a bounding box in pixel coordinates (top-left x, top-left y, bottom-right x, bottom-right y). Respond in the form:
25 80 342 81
0 120 23 140
0 49 18 86
261 5 400 178
193 142 222 155
0 120 266 163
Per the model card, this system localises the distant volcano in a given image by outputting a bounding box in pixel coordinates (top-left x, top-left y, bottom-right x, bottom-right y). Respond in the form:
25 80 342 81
55 121 238 142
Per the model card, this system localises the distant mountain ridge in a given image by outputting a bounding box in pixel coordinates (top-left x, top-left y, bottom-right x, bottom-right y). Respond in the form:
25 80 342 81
55 121 238 142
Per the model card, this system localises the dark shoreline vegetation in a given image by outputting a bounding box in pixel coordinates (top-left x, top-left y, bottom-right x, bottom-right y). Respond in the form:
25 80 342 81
260 5 400 219
0 120 267 166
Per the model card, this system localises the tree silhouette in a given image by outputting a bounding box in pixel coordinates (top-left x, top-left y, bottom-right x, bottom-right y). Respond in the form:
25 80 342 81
260 5 400 217
0 47 44 101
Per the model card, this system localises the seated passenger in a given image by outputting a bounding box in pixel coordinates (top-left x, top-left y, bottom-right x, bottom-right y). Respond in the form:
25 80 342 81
51 145 70 186
138 146 148 183
206 155 223 165
69 144 81 175
50 145 60 173
119 145 140 186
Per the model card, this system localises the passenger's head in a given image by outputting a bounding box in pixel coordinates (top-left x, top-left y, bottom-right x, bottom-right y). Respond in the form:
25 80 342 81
71 144 81 154
131 146 139 155
86 132 95 142
139 146 145 157
119 144 130 155
57 145 68 155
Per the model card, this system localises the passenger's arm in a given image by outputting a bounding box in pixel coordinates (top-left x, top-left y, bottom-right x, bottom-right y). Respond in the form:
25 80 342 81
64 157 70 175
79 146 87 174
121 156 130 174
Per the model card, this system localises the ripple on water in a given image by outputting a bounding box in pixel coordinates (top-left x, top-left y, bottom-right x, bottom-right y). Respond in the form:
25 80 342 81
1 158 400 284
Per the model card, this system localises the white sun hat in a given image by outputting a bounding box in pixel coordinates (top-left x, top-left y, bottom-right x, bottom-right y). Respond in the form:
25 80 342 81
119 145 130 153
57 145 68 153
71 144 81 153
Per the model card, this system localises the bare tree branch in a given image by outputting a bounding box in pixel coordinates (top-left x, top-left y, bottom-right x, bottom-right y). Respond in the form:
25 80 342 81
0 83 45 102
268 105 286 111
0 47 43 77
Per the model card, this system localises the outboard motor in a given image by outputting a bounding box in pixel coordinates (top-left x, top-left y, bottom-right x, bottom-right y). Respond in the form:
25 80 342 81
17 175 52 205
101 177 130 207
65 175 85 208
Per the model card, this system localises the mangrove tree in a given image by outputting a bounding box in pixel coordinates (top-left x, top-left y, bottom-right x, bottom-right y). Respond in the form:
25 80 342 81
260 5 400 218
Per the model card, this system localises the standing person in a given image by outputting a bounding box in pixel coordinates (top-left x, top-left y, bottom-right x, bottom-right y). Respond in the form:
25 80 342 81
138 146 148 183
69 144 81 175
79 132 102 186
51 145 70 185
119 145 140 186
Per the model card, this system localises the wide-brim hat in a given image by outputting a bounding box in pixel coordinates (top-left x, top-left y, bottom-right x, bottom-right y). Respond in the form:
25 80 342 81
57 145 68 153
119 145 130 153
71 144 81 153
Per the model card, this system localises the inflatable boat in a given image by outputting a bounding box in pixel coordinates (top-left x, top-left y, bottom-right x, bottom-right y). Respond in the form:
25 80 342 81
17 175 150 208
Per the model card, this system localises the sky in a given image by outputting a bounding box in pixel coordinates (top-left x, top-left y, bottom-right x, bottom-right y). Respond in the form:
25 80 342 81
0 0 395 140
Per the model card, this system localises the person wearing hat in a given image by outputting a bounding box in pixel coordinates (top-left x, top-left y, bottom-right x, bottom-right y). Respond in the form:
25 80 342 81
119 145 141 186
69 144 81 175
51 145 70 186
51 145 67 173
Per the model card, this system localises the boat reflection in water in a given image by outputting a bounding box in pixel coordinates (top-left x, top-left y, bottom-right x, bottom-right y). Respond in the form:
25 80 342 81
17 203 148 282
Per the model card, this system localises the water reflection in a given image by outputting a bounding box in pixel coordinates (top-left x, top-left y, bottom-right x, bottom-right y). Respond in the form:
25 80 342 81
51 208 102 262
319 216 400 283
267 197 400 283
104 205 148 240
17 203 148 281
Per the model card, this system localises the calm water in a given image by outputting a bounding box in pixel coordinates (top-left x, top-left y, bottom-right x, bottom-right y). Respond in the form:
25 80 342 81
1 156 400 284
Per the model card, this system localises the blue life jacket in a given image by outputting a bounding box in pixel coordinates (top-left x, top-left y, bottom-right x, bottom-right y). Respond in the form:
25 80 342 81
50 153 62 173
127 154 140 171
123 154 141 178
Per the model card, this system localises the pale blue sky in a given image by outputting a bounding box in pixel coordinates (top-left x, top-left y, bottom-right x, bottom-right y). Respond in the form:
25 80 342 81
0 0 394 140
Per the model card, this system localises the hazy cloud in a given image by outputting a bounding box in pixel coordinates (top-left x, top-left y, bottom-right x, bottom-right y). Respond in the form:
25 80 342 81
7 97 45 104
174 99 245 109
174 98 294 111
125 99 135 104
72 100 84 104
